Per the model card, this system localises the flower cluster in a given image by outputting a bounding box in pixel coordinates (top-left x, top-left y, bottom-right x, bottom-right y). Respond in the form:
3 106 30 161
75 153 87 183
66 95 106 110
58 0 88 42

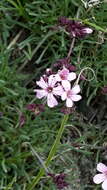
34 66 82 108
58 16 93 38
93 163 107 190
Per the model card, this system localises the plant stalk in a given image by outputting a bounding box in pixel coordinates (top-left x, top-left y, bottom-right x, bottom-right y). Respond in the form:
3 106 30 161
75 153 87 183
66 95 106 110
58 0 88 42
27 114 69 190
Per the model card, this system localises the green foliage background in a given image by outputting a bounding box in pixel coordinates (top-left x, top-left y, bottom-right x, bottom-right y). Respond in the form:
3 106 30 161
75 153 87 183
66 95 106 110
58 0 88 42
0 0 107 189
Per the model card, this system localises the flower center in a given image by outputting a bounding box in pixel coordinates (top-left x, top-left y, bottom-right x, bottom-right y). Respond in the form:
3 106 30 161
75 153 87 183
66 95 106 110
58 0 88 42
47 86 53 93
104 171 107 175
67 90 72 98
60 74 66 80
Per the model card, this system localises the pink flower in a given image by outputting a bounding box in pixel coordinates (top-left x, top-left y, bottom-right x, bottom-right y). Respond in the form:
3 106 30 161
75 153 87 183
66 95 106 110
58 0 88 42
34 75 64 108
61 84 82 107
93 163 107 190
55 67 76 90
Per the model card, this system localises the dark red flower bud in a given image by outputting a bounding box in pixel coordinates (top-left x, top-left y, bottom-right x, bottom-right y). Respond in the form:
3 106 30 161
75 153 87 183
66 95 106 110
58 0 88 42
58 17 93 38
101 86 107 94
48 173 69 189
26 104 45 115
61 107 75 114
53 58 76 72
19 113 26 127
45 68 53 76
58 16 70 26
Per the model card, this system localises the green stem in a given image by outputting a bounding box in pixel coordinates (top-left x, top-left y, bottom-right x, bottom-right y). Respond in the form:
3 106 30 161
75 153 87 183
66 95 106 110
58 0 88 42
27 114 69 190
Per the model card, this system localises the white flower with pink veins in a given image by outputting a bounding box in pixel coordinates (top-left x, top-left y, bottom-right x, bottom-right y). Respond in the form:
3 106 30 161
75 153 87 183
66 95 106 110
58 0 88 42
93 163 107 190
55 67 76 90
61 84 82 107
34 75 64 108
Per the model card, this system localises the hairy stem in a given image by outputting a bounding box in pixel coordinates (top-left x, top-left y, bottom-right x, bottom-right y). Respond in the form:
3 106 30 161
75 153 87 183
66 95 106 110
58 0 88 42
67 7 81 59
67 37 75 58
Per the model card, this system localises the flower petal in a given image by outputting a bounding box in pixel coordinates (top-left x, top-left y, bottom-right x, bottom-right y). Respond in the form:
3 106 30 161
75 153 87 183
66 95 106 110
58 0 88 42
71 95 82 102
67 72 76 81
102 179 107 190
66 98 73 107
93 174 106 184
35 90 47 99
61 68 69 76
53 85 64 96
36 77 47 89
61 92 67 101
83 28 93 34
71 85 81 94
62 80 71 91
97 163 107 173
48 75 56 87
55 74 61 82
47 94 58 108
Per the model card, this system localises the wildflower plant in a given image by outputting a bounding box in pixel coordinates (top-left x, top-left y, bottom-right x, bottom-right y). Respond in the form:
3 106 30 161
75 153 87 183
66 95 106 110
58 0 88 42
1 1 107 189
27 9 94 190
34 17 93 110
